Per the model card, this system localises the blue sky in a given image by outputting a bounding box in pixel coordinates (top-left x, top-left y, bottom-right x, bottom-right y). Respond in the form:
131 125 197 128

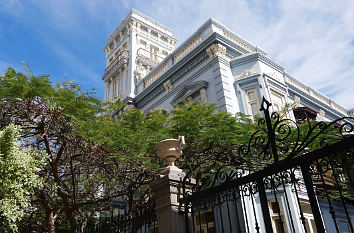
1 0 353 109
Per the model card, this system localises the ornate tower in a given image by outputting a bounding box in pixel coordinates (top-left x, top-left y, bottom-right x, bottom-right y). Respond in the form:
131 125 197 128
102 9 177 102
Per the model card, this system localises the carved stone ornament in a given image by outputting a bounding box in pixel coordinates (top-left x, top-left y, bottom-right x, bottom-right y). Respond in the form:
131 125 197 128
163 80 172 93
200 88 207 103
170 80 208 105
266 72 282 81
240 70 254 78
206 43 227 60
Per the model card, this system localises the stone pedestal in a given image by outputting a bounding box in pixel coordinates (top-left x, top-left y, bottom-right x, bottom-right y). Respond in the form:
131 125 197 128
152 136 195 233
150 170 190 233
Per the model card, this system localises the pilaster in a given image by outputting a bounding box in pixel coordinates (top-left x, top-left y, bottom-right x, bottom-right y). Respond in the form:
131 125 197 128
128 28 137 98
207 43 239 114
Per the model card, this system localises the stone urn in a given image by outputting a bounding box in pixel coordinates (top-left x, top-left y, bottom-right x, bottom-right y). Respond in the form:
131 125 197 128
156 136 185 175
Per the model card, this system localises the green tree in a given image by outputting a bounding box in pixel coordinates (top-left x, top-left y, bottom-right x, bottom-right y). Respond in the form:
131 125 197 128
3 66 349 232
0 124 43 232
0 67 125 232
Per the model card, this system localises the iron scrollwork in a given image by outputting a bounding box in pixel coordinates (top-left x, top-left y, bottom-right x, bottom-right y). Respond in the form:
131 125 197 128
239 97 354 165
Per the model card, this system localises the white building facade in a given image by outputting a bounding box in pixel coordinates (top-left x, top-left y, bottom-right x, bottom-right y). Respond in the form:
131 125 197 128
103 9 351 122
102 10 353 233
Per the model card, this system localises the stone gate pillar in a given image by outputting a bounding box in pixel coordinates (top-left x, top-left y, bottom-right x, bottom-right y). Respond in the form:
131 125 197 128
150 136 194 233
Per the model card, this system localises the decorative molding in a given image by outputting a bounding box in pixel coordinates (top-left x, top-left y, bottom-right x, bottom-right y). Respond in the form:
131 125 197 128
206 43 227 60
136 51 209 108
105 9 177 52
163 80 172 93
264 74 287 93
240 70 255 78
286 76 347 116
287 88 347 120
145 58 212 112
173 33 202 63
200 88 207 103
170 80 208 105
230 52 284 73
130 9 173 34
266 72 282 82
103 50 129 81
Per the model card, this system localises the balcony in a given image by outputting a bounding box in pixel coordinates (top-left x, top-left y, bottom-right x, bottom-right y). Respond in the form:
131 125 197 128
102 50 129 80
136 48 164 68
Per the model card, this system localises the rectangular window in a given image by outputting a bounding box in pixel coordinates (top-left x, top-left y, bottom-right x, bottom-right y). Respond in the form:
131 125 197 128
151 30 158 37
268 199 288 233
140 25 148 32
140 39 147 48
113 76 123 99
194 208 216 233
246 89 260 117
150 45 159 60
299 199 317 233
271 90 286 112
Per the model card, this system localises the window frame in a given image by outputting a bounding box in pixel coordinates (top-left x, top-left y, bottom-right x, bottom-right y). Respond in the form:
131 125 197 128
245 88 261 118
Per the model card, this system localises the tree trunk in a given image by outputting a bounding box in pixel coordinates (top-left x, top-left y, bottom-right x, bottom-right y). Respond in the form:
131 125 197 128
39 191 56 233
47 212 56 233
80 217 88 233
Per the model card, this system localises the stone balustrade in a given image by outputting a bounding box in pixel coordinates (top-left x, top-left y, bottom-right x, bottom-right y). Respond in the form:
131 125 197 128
286 76 347 115
144 63 168 87
173 33 202 63
137 47 164 65
223 30 256 53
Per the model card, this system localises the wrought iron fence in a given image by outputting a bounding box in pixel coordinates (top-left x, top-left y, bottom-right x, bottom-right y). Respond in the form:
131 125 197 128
80 196 157 233
180 98 354 233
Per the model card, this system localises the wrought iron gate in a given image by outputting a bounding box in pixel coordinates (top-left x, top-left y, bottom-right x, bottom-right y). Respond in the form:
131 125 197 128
180 98 354 233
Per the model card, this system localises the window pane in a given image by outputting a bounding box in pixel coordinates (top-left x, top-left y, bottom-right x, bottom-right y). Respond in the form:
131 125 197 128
339 221 350 233
251 103 259 116
300 201 312 215
274 218 288 233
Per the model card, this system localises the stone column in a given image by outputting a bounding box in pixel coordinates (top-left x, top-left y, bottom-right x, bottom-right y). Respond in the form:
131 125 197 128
150 137 193 233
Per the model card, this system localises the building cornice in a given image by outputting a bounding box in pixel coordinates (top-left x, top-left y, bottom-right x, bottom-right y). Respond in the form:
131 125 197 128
104 9 176 51
136 33 217 91
135 45 211 109
135 31 265 107
208 18 267 55
230 52 284 73
285 74 348 116
287 84 348 118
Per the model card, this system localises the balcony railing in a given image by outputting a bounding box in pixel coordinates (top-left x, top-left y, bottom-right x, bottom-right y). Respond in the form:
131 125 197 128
136 48 164 67
103 50 129 80
286 76 347 115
